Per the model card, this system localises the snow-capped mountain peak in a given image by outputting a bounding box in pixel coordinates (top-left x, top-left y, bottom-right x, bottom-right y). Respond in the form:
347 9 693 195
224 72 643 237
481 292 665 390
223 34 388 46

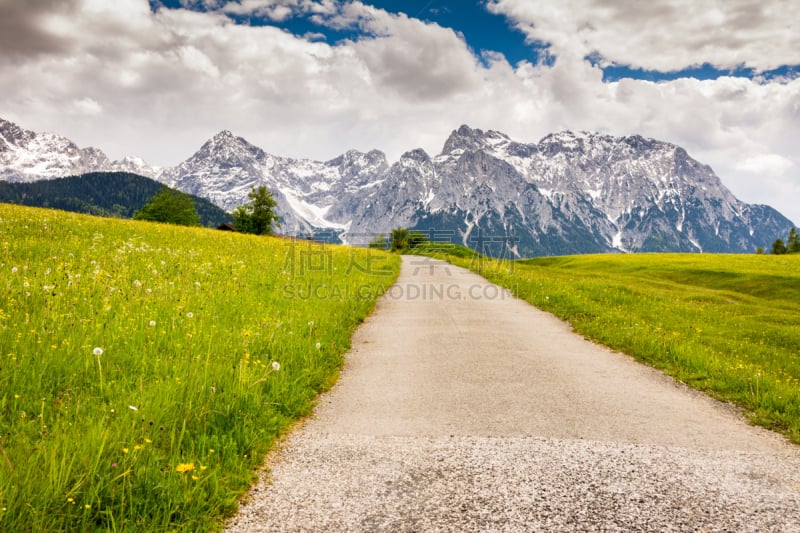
0 116 792 256
442 124 511 154
0 117 157 181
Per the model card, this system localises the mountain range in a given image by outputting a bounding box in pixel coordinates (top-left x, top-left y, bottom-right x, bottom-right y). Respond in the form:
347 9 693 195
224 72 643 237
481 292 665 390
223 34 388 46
0 116 792 256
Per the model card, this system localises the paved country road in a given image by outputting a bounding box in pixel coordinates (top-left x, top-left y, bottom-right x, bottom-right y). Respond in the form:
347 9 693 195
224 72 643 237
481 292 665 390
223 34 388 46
226 256 800 532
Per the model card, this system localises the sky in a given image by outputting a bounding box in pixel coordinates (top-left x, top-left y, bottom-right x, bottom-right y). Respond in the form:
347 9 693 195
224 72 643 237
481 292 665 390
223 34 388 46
1 0 799 223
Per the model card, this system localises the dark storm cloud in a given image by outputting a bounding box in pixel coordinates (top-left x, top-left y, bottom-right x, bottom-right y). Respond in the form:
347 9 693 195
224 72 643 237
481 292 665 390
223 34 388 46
0 0 83 60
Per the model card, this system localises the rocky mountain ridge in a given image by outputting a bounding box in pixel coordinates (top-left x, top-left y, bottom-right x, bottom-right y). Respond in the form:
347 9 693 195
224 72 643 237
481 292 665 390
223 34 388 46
0 118 160 182
0 117 792 256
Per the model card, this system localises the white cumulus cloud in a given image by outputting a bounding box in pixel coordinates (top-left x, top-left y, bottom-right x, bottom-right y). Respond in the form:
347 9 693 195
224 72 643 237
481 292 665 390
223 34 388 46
487 0 800 72
0 0 798 223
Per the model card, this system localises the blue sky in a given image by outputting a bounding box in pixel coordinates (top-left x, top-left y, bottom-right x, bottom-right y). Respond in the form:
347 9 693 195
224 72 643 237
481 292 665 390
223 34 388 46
3 0 800 221
153 0 797 82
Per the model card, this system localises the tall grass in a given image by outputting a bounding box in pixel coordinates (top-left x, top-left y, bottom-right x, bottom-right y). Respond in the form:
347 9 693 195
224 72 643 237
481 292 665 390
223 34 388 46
0 204 400 531
429 249 800 444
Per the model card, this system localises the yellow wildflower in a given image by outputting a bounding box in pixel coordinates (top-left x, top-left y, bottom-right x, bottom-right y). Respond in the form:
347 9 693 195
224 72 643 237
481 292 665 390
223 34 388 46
175 462 195 473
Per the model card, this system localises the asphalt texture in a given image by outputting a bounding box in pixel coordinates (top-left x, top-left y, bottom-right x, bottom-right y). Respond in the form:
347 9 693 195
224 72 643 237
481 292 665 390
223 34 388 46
226 256 800 532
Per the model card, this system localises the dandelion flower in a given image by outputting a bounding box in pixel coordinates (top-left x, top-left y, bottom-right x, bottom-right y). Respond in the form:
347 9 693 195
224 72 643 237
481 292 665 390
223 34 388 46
192 475 199 481
133 445 143 451
93 347 103 356
145 438 152 444
85 504 91 510
122 448 129 454
271 361 280 371
175 462 195 473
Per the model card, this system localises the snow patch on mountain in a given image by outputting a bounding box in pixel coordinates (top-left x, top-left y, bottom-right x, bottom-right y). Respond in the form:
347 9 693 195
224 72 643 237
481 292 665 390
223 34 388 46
0 117 158 181
0 117 793 256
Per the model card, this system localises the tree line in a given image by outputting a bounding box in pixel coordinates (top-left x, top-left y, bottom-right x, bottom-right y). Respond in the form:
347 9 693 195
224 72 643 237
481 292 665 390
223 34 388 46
0 172 231 227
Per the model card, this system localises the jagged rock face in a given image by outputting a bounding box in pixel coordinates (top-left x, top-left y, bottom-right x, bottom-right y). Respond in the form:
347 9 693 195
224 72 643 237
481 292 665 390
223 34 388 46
328 126 792 255
0 117 159 181
157 131 390 235
0 116 793 256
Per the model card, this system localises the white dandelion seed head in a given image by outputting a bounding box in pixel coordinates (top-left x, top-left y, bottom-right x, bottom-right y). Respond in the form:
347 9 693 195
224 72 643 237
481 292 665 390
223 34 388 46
308 321 314 327
128 405 138 411
186 312 194 318
315 342 321 350
133 280 142 287
271 361 280 371
93 347 103 356
149 320 156 327
11 267 18 273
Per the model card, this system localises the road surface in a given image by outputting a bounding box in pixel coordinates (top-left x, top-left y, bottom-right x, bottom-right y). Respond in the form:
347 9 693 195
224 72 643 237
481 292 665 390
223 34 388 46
227 256 800 532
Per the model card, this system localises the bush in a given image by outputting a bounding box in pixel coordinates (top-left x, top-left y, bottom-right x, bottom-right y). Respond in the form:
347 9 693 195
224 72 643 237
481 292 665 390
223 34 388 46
389 228 429 252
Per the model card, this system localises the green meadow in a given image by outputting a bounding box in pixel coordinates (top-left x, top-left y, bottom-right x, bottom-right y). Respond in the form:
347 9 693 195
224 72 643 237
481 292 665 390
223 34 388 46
0 203 399 531
417 244 800 444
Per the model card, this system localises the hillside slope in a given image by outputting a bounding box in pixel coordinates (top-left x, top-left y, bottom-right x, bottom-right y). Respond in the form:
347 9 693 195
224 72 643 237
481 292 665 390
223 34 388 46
0 171 232 227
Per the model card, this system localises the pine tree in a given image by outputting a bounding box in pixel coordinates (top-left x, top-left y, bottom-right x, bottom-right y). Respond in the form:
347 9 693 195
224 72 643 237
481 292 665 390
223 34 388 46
787 228 800 253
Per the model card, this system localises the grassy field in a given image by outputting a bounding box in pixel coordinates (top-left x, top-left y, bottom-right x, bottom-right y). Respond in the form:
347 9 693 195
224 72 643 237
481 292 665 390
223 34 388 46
418 245 800 444
0 203 400 531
